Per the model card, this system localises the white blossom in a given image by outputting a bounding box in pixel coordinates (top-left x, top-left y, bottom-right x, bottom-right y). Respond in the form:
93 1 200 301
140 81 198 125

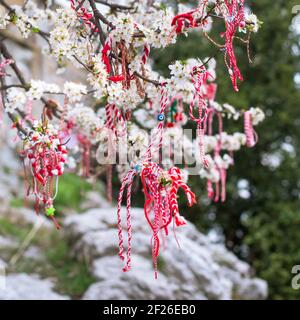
63 82 87 102
0 13 9 29
249 107 265 125
6 88 27 112
27 80 60 100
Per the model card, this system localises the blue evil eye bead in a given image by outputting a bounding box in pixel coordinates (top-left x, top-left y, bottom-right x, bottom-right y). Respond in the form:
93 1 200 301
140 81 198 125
157 113 165 122
134 164 141 173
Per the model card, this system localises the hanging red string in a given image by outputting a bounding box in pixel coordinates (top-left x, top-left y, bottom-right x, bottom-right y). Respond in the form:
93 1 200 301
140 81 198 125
190 65 213 168
102 37 112 74
141 163 196 278
221 0 245 91
105 103 126 138
244 110 258 147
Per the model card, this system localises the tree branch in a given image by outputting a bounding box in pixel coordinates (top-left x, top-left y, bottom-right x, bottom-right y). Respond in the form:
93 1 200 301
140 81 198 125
95 0 133 10
0 41 27 86
134 71 162 87
88 0 115 29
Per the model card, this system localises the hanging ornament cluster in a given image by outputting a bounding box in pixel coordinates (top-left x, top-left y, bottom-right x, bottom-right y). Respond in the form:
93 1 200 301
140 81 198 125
117 162 196 279
172 0 253 92
222 0 245 91
0 0 263 278
21 116 67 229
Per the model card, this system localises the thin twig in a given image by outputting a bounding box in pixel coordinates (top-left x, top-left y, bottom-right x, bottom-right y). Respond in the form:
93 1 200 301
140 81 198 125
0 41 27 86
88 0 115 29
134 71 161 87
95 0 133 10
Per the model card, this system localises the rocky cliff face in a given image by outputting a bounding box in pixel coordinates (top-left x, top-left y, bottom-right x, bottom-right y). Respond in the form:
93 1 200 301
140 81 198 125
65 207 268 300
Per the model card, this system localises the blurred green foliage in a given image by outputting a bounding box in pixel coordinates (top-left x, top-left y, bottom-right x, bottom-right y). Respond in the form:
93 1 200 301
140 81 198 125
151 0 300 299
2 172 98 298
0 216 95 298
54 173 93 212
0 217 30 240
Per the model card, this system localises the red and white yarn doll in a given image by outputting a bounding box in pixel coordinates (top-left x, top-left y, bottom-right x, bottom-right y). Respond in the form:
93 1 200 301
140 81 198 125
22 119 67 229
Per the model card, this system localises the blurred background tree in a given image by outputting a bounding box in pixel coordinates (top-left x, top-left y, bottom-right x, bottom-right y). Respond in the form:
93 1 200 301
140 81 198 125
150 0 300 299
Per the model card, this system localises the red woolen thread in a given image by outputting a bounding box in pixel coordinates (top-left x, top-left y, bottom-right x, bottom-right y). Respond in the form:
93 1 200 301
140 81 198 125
106 165 113 203
123 173 135 272
244 110 257 147
113 105 126 137
69 0 98 32
214 181 220 203
152 189 161 279
208 108 228 203
178 180 196 207
117 170 137 270
207 180 214 199
142 84 168 162
140 162 163 277
161 193 171 236
169 169 196 233
102 38 112 74
220 168 227 203
77 134 91 177
168 168 186 227
140 163 196 277
105 104 126 138
212 110 221 202
190 67 210 168
117 173 129 261
105 104 118 137
222 0 245 91
142 44 150 65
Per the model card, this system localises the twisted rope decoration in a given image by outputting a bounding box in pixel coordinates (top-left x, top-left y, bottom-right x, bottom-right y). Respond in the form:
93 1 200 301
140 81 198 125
244 110 258 147
190 66 213 168
222 0 245 91
105 104 126 138
69 0 98 31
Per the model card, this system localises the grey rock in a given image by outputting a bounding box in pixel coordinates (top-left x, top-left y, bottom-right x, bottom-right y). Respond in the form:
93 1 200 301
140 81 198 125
24 246 44 260
3 207 52 229
64 207 268 300
0 273 69 300
0 236 17 248
235 278 268 300
80 190 111 211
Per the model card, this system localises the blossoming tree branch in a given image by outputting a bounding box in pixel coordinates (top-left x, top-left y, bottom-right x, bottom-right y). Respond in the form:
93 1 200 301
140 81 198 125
0 0 264 277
